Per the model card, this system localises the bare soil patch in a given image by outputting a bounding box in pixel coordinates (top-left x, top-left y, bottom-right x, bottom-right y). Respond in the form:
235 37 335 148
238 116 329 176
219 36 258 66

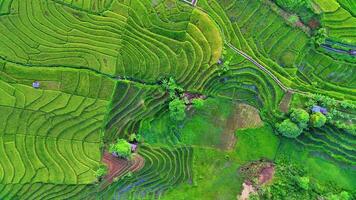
101 151 144 188
259 165 275 184
237 160 275 200
239 182 256 200
279 91 293 113
220 103 263 151
236 104 263 129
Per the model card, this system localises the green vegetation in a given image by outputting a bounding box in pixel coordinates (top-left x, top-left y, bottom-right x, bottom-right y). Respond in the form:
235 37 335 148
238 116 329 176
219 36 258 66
0 0 354 199
169 98 187 122
291 108 310 128
109 139 132 159
192 98 205 109
310 112 327 127
95 165 108 178
276 119 303 138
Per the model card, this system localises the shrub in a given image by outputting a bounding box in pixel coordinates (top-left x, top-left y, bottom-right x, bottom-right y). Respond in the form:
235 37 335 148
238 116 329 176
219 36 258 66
169 98 186 122
276 119 303 138
192 98 205 109
297 176 310 190
162 77 183 99
290 108 310 128
95 165 108 178
109 139 132 159
310 112 327 128
327 191 351 200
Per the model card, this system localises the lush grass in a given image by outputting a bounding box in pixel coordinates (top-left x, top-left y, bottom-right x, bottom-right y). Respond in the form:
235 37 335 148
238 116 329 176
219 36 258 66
235 125 280 162
313 0 340 12
162 148 244 200
276 138 356 190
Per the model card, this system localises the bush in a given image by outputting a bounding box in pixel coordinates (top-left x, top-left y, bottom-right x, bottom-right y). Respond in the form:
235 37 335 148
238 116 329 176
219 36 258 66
95 165 108 178
192 98 205 109
310 112 327 128
169 98 186 122
276 119 303 138
297 176 310 190
327 191 351 200
290 108 310 129
162 77 183 99
109 139 132 159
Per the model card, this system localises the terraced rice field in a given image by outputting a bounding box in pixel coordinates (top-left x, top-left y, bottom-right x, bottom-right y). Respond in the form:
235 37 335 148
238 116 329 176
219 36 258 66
0 0 355 199
96 145 193 199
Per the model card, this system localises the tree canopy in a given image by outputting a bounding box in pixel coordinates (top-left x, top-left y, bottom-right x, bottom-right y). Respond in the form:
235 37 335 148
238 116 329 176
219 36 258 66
169 98 186 122
95 165 108 178
290 108 310 128
276 119 303 138
109 139 132 159
310 112 327 128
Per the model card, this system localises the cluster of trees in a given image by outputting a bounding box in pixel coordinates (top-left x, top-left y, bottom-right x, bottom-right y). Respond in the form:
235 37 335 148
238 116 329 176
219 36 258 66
109 139 132 159
163 77 205 122
251 158 353 200
306 95 355 133
162 77 187 122
276 108 327 138
313 28 327 47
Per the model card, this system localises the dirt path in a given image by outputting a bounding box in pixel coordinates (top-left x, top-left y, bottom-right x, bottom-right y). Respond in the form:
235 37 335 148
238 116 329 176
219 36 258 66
279 91 293 113
101 151 145 188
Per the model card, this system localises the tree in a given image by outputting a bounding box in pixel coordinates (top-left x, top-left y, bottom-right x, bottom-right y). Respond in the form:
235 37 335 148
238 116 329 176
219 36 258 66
169 98 186 121
192 98 205 109
95 165 108 178
109 139 132 159
313 28 327 47
310 112 326 128
162 77 183 99
290 108 310 128
327 191 351 200
276 119 303 138
297 176 310 190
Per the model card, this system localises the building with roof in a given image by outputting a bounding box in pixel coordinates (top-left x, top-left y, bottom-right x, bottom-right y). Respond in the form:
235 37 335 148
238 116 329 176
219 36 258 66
32 81 40 89
311 105 328 115
182 0 197 6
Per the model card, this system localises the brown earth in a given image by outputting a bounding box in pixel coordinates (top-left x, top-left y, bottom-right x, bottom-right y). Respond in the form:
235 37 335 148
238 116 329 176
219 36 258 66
259 165 275 184
236 104 263 129
220 103 263 151
237 161 275 200
279 91 293 113
101 151 144 188
239 182 256 200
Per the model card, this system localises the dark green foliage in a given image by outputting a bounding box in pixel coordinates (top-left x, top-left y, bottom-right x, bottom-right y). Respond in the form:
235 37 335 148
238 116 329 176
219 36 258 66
290 108 310 129
95 165 108 178
162 77 183 99
109 139 132 159
327 191 352 200
169 98 186 122
256 158 355 200
313 28 327 47
276 119 302 138
310 112 327 128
